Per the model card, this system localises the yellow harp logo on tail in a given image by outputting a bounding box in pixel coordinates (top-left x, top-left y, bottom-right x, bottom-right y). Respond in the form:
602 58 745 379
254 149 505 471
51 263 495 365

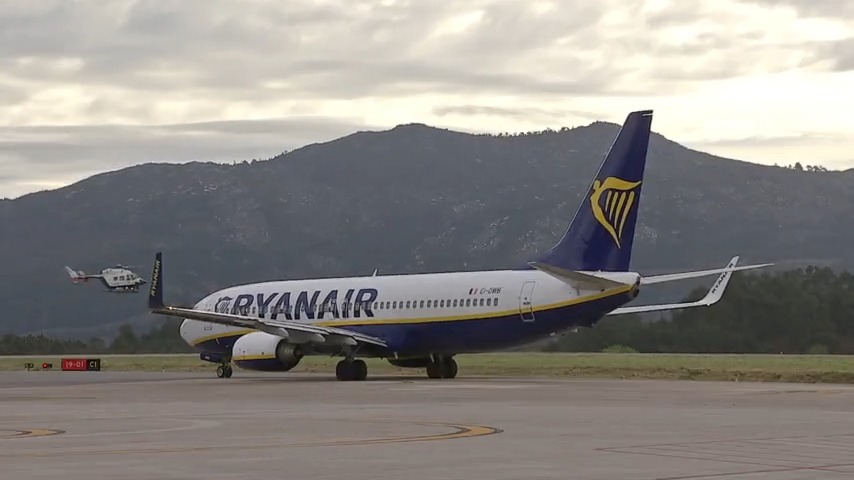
590 177 642 248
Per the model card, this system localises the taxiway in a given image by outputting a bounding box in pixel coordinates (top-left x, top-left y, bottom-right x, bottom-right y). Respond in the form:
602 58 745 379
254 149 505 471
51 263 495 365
2 372 854 479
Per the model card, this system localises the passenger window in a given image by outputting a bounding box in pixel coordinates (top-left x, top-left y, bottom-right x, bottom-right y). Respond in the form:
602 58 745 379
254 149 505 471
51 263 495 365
420 300 425 308
465 299 471 307
405 301 410 309
452 299 457 307
392 301 397 309
479 298 484 306
427 300 432 308
493 297 498 305
440 300 445 307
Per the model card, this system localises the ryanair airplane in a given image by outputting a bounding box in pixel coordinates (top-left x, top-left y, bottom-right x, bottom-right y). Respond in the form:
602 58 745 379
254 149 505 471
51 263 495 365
147 110 771 381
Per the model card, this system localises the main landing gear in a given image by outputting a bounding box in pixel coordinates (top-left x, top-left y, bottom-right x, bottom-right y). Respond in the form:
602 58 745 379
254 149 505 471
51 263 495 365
216 364 233 378
426 356 458 379
336 359 368 381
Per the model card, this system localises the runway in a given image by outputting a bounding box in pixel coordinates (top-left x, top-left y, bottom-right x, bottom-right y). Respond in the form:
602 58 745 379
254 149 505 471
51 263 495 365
2 372 854 480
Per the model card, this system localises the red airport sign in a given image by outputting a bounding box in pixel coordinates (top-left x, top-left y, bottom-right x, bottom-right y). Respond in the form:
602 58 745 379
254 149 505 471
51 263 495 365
61 358 101 371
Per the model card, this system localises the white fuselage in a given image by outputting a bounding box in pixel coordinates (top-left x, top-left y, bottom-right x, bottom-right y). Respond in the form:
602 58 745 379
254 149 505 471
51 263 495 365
180 269 640 357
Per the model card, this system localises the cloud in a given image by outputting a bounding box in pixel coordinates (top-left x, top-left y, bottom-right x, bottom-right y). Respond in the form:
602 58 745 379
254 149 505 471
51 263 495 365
695 132 851 148
5 0 846 124
432 105 607 125
821 38 854 71
687 131 854 171
0 0 852 197
744 0 854 19
0 116 369 199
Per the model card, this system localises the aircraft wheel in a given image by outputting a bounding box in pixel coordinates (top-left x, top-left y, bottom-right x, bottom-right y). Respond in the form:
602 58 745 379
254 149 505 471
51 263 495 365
442 358 458 379
336 360 368 381
426 360 442 379
426 357 457 379
352 359 368 381
223 365 233 378
336 360 355 381
216 365 227 378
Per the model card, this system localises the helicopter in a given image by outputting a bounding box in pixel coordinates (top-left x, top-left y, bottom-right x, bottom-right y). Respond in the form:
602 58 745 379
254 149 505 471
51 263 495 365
64 264 147 293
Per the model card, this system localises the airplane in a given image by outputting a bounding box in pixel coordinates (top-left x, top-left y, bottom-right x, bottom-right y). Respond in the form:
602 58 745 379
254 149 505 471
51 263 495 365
146 109 772 380
65 264 147 293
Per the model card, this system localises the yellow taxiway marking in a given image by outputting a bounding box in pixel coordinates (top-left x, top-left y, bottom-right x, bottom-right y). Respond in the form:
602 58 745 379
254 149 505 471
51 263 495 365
0 429 65 439
301 421 501 447
0 421 501 457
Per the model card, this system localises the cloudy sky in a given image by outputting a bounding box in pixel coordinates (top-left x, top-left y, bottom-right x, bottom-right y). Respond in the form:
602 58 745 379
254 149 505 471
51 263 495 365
1 0 853 199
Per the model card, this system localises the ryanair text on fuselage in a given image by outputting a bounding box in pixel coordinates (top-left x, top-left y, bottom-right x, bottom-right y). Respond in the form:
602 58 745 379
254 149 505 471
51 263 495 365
214 288 380 320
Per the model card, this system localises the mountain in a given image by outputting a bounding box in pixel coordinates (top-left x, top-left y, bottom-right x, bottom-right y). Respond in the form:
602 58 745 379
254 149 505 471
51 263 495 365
1 121 852 337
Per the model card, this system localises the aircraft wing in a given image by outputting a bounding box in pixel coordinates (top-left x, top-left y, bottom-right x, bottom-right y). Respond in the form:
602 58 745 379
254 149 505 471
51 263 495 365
607 255 746 316
146 253 388 350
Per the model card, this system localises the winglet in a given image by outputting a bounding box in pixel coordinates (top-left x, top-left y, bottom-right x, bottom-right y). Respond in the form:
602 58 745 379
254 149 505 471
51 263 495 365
700 256 738 305
148 252 164 309
606 256 740 316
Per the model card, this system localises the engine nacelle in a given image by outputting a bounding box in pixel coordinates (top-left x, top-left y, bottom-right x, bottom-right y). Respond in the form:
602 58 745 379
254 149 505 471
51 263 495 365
232 331 303 372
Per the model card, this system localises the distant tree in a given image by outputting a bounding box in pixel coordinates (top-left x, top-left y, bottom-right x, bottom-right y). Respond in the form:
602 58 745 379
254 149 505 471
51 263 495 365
109 324 140 353
87 336 107 353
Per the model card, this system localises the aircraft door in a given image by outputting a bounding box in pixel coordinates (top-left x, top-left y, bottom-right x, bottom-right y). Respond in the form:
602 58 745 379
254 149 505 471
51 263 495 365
519 281 535 322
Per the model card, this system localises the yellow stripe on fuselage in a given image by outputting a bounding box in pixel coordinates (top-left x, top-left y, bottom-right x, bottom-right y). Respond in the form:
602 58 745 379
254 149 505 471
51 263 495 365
314 284 634 327
187 284 635 342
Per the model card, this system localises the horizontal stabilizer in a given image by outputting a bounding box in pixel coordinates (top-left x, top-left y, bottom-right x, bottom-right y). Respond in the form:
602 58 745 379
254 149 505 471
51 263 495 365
608 255 741 315
640 256 773 285
527 262 628 290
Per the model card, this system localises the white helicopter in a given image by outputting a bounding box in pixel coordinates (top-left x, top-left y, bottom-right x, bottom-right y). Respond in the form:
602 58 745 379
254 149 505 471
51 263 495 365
65 264 147 293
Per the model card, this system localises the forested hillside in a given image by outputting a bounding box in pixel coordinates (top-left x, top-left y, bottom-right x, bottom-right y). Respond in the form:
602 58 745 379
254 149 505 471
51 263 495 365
1 120 852 337
550 267 854 354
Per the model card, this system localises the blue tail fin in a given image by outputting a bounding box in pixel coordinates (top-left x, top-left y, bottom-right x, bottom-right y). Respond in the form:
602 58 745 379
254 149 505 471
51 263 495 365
529 110 653 272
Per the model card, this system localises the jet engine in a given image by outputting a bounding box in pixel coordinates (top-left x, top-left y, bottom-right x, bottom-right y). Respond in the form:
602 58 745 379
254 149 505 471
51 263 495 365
232 331 303 372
